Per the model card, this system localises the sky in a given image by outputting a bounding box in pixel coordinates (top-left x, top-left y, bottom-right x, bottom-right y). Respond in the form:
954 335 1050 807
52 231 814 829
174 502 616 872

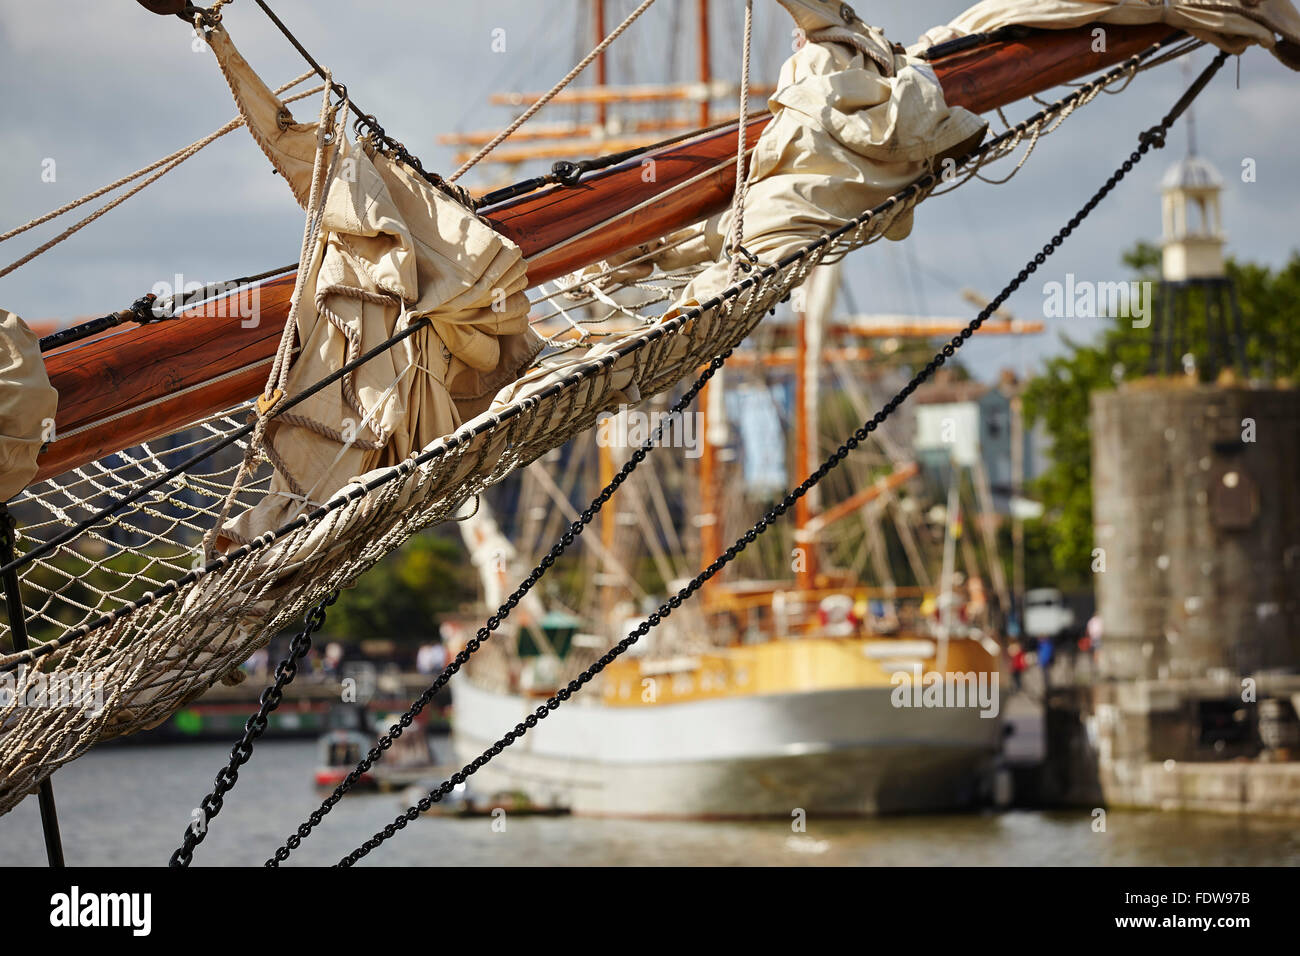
1 0 1297 381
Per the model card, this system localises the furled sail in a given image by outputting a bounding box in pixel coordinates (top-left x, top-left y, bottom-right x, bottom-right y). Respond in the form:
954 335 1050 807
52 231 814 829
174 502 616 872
0 312 57 502
916 0 1300 67
205 25 542 548
492 9 987 416
675 14 987 309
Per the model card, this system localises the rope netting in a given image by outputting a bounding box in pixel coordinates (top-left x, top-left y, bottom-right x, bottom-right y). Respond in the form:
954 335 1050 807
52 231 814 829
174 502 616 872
0 40 1169 814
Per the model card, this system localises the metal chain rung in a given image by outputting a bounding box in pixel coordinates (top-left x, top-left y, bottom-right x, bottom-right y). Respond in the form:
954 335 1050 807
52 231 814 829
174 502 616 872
168 590 339 867
263 345 738 865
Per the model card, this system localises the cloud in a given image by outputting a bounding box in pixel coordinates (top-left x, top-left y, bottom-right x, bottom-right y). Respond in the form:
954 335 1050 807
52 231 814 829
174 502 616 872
1 0 1295 382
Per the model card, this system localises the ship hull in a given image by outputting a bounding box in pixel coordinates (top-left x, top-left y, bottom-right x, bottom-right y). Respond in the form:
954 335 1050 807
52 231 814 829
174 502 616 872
451 680 1002 817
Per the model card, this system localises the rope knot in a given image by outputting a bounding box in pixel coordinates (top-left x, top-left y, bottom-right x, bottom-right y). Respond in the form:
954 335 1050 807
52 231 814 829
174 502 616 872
255 388 284 418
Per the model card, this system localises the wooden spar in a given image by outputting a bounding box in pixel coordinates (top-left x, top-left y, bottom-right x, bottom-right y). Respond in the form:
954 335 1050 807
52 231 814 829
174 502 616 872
697 0 712 128
439 117 703 147
34 23 1178 484
594 0 608 129
487 83 776 107
134 0 187 14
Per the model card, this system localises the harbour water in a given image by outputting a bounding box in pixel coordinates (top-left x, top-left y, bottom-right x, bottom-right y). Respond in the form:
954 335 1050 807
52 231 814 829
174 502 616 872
2 740 1298 866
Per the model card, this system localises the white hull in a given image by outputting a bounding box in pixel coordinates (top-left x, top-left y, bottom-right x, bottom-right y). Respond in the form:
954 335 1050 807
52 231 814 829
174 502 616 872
452 680 1002 817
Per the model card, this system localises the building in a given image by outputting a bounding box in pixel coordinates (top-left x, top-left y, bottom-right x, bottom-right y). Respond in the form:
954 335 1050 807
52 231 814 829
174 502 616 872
913 368 1028 516
1065 146 1300 817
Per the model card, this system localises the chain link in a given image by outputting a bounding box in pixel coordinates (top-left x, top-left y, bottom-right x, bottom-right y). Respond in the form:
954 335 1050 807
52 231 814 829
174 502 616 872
262 347 737 865
331 52 1228 866
168 590 339 866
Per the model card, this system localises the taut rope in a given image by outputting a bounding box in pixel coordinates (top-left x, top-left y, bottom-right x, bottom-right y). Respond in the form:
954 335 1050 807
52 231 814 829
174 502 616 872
447 0 659 182
0 74 319 280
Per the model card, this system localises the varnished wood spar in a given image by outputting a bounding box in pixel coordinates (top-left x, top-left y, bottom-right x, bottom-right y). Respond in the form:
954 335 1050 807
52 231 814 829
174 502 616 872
499 114 772 285
32 119 766 482
38 277 296 481
35 23 1179 484
932 22 1175 114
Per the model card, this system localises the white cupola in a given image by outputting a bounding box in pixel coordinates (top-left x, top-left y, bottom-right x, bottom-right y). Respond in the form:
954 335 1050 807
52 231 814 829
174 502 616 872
1160 151 1226 282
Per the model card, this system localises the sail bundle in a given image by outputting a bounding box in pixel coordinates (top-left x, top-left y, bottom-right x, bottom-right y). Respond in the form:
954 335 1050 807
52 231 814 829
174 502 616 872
917 0 1300 66
0 312 56 502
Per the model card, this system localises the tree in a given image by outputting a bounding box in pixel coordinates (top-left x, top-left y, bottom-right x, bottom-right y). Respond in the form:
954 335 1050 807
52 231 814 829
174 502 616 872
1020 244 1300 585
325 531 476 644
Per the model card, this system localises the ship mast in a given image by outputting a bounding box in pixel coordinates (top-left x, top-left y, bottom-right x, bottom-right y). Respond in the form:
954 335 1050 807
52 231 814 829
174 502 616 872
792 264 838 591
696 0 724 601
592 0 620 628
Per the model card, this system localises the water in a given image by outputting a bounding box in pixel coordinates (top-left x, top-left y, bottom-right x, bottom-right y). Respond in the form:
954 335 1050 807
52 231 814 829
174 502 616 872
3 740 1298 866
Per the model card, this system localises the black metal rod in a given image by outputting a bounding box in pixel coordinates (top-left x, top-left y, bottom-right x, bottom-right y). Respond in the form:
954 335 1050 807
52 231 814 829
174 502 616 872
0 506 65 867
39 311 129 353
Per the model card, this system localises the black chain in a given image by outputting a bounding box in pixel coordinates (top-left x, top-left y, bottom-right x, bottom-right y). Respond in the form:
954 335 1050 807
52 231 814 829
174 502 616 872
168 590 338 867
263 346 736 865
330 52 1228 867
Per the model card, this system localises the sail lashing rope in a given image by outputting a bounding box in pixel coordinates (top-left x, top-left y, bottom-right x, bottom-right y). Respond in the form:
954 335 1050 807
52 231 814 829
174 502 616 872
0 75 321 280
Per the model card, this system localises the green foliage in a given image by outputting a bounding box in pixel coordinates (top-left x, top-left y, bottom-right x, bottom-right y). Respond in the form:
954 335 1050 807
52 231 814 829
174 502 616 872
1021 243 1300 585
8 545 176 649
326 532 476 644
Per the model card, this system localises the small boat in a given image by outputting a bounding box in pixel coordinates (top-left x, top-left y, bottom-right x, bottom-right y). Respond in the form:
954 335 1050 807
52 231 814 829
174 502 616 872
313 704 377 792
314 701 444 792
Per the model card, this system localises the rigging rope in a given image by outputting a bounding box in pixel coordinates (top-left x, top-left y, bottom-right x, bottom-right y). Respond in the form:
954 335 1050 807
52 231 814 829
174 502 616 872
472 115 751 209
447 0 658 182
725 0 755 286
194 0 477 209
0 74 320 280
200 80 349 558
38 263 299 354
